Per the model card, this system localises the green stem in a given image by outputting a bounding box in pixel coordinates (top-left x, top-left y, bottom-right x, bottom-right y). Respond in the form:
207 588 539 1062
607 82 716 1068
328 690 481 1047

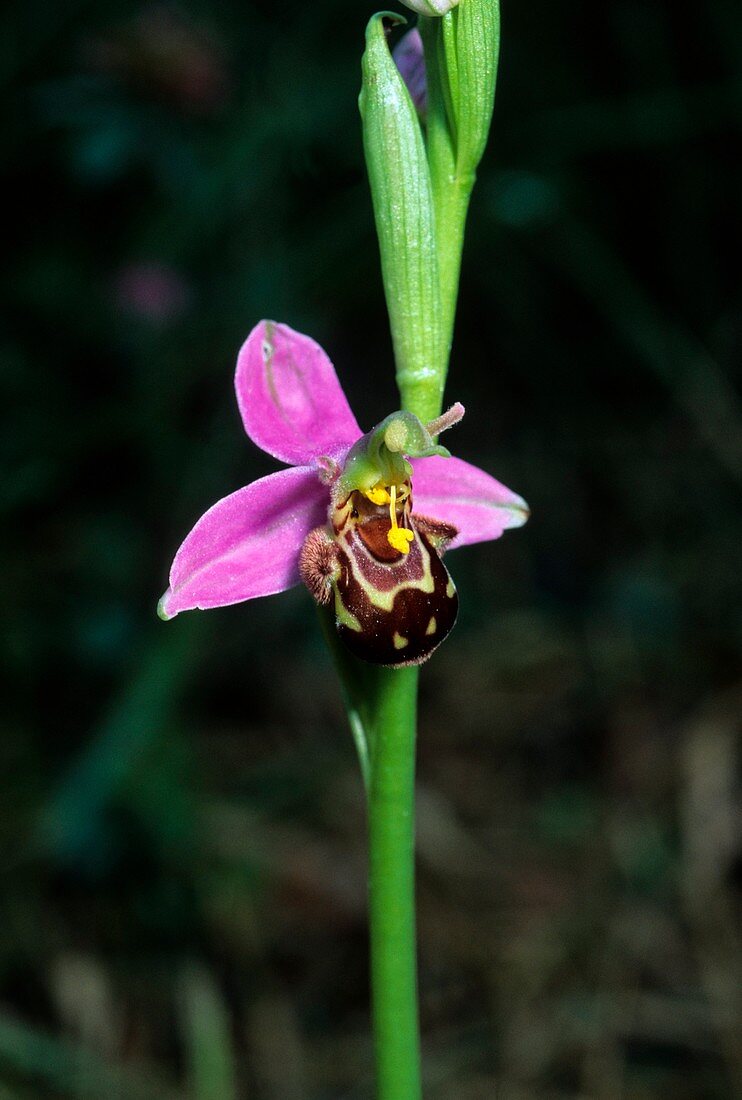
368 666 421 1100
319 624 422 1096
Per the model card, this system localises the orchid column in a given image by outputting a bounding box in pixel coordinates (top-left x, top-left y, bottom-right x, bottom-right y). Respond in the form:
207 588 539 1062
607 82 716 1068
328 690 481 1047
359 3 501 1097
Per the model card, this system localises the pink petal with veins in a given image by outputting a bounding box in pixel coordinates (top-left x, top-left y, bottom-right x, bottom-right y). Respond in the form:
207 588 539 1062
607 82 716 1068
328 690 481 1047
235 321 361 466
412 454 529 549
159 466 328 617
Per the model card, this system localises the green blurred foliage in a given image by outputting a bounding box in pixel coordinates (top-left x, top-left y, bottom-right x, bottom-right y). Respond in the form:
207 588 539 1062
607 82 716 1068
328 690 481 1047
2 0 741 1096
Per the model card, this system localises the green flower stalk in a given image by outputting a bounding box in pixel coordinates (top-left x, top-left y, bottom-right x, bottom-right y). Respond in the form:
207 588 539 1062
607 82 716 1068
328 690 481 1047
358 5 511 1097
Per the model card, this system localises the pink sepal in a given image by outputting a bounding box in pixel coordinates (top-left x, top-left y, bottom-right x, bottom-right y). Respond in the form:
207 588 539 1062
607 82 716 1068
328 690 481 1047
412 454 528 549
235 321 361 466
159 466 328 618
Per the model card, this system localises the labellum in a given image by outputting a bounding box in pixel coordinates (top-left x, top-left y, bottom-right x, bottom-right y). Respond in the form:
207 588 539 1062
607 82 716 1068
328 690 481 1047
299 406 464 667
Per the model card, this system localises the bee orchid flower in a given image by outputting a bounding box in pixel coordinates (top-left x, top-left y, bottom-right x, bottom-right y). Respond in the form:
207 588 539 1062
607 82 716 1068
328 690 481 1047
159 322 527 665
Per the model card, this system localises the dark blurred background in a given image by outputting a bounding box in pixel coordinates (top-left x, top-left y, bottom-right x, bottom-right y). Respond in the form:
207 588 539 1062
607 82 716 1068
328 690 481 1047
3 0 742 1096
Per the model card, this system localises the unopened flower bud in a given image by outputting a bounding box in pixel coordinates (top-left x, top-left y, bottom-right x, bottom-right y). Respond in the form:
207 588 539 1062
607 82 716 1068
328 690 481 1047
399 0 460 15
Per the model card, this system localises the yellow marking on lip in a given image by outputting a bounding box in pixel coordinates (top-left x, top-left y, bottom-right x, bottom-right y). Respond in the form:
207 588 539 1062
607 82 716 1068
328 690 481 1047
393 632 408 650
446 579 455 599
425 616 437 636
342 532 436 612
334 590 362 632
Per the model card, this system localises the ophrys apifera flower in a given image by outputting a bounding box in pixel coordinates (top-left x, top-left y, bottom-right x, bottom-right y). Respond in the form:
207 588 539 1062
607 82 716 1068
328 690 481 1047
159 321 527 665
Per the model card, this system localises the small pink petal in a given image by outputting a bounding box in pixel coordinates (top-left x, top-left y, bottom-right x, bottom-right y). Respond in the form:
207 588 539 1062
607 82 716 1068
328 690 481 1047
412 454 528 549
159 466 328 618
235 321 362 466
393 29 427 116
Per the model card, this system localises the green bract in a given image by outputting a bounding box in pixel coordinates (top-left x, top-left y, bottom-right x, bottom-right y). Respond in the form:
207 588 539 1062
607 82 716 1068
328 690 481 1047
422 0 500 181
359 13 446 424
420 0 500 354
